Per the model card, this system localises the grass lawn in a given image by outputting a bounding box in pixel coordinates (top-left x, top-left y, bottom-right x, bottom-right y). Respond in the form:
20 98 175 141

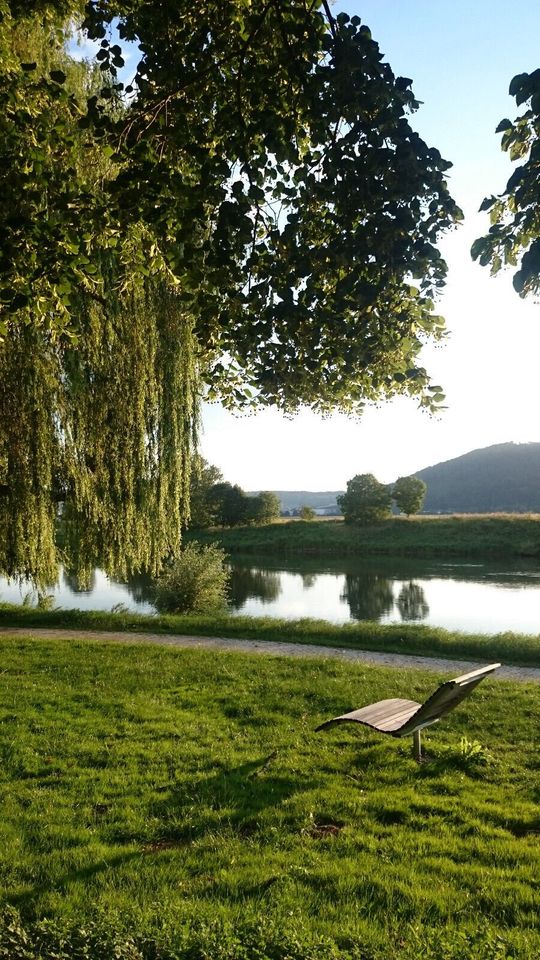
0 634 538 958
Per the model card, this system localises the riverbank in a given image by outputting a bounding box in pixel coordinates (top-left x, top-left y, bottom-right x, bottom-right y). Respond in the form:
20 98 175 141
3 626 538 681
187 514 540 558
2 603 539 666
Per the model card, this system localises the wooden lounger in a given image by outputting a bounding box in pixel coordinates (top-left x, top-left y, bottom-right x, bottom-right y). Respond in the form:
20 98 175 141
316 663 500 760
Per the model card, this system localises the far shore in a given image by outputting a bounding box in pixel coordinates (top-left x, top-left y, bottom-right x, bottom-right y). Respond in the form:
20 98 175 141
186 513 540 559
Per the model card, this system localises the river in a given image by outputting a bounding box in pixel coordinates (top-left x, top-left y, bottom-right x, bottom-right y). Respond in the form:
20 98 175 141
2 555 540 634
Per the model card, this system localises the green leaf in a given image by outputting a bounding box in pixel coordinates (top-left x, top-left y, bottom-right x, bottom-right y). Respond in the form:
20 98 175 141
509 73 529 97
513 270 525 294
471 238 487 260
478 196 495 213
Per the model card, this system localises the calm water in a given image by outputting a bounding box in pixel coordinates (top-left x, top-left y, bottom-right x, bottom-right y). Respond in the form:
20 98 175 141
2 556 540 635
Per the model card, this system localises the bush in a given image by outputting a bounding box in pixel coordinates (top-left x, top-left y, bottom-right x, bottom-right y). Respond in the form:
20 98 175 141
154 542 229 614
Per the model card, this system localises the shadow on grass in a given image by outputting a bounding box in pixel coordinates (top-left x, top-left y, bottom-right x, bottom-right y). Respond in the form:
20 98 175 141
146 757 319 844
7 850 142 912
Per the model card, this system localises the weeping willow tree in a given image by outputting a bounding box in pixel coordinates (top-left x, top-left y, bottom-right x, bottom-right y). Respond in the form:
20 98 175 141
1 0 463 585
0 287 198 587
0 5 199 586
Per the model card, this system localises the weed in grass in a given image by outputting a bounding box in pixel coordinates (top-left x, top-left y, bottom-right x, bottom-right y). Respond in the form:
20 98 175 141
111 602 130 614
457 736 494 766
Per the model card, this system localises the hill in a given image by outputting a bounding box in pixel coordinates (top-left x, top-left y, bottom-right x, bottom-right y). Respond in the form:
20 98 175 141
249 443 540 515
416 442 540 513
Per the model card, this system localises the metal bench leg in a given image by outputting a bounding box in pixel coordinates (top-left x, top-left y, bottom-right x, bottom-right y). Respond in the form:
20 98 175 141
413 730 422 762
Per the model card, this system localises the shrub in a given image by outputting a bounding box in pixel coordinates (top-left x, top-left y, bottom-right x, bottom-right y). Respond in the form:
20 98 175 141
153 542 229 614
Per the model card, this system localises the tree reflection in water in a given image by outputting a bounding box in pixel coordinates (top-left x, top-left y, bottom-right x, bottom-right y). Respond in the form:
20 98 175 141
228 566 282 609
341 573 395 622
124 572 156 606
397 581 429 621
62 569 97 594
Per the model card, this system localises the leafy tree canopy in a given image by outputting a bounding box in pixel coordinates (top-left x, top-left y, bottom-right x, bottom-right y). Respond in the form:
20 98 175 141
392 475 426 516
337 473 392 525
3 0 461 412
1 0 461 583
473 69 540 296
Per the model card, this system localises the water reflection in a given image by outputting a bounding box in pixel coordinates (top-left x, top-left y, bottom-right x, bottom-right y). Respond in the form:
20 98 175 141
397 581 430 621
124 572 156 606
341 573 395 622
2 556 540 634
228 566 281 609
62 569 97 594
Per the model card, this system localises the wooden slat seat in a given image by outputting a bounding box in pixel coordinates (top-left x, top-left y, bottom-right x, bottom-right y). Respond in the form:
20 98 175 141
316 663 501 760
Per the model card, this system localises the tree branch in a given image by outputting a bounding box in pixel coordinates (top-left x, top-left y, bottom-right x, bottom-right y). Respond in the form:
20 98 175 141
321 0 338 40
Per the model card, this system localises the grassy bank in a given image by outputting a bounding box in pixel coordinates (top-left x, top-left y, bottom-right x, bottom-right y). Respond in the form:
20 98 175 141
187 514 540 559
1 602 540 666
0 634 538 959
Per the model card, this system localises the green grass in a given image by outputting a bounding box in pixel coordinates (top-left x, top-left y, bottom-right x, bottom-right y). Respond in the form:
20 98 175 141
2 601 540 666
188 514 540 559
0 634 538 958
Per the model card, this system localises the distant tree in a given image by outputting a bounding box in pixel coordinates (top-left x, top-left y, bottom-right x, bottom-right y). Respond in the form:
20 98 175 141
209 482 248 527
337 474 392 524
392 475 427 516
299 505 316 521
209 484 280 526
254 491 281 524
188 455 223 528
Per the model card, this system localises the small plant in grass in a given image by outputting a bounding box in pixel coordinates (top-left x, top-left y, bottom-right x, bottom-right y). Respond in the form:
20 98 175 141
154 541 229 614
432 737 494 773
22 590 56 610
110 602 129 614
457 736 493 766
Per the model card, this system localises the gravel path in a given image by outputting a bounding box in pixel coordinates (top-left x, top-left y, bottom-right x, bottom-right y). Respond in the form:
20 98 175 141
1 627 539 682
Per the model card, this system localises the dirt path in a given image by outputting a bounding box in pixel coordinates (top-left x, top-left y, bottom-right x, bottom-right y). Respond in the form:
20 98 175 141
1 626 539 682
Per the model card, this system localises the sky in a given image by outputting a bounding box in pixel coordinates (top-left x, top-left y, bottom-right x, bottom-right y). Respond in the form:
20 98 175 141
200 0 540 490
